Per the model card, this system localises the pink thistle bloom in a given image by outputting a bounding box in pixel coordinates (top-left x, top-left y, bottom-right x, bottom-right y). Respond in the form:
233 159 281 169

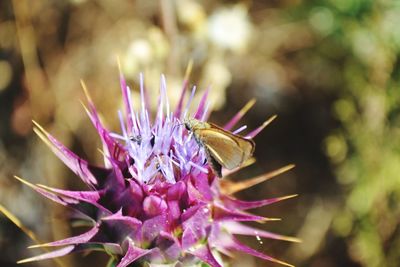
19 72 299 267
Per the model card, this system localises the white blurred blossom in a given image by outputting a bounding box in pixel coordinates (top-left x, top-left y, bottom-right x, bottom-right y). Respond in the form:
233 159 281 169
123 38 153 75
207 5 252 53
177 0 206 34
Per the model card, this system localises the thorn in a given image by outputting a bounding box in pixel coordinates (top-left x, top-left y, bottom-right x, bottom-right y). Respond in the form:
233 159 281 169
259 217 282 223
117 55 122 75
32 120 47 134
276 194 299 202
97 148 106 157
80 79 93 104
0 203 40 244
184 59 193 81
222 164 295 194
239 98 256 117
13 175 37 189
247 114 278 138
32 128 54 151
28 243 51 249
263 114 277 127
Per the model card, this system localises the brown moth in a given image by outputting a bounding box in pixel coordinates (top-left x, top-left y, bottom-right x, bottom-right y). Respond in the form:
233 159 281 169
184 118 255 177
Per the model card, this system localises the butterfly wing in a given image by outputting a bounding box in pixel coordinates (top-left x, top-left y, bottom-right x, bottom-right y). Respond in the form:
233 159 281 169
197 127 254 170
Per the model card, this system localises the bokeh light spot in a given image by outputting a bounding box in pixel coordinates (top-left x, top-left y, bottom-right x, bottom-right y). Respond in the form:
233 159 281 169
325 134 347 164
309 7 335 36
0 60 12 92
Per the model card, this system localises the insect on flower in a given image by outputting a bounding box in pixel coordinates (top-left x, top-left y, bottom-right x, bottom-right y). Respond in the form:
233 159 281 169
184 118 255 177
9 69 299 267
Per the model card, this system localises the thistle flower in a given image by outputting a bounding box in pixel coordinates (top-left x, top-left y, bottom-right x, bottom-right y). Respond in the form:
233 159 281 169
17 71 299 267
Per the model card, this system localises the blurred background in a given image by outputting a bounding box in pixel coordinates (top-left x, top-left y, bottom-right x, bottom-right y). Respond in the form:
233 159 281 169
1 0 399 266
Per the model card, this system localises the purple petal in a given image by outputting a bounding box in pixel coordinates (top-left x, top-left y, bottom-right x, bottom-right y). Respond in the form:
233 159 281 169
191 175 213 201
30 226 99 248
174 65 192 118
180 205 200 222
213 203 275 222
84 103 127 167
116 240 151 267
155 77 166 125
142 247 167 264
194 87 210 120
139 73 150 115
31 182 111 216
119 74 135 135
49 135 97 185
167 181 187 200
33 123 97 186
220 194 298 210
156 231 181 261
182 205 211 249
104 155 126 189
37 184 102 204
183 86 197 118
246 115 277 138
143 195 168 217
207 225 235 258
225 237 294 267
18 245 75 263
186 180 207 204
114 180 144 217
14 176 74 207
167 200 181 222
223 222 301 242
102 210 142 229
100 212 142 244
224 99 256 130
188 244 222 267
81 83 127 165
33 186 110 219
139 214 168 244
181 227 199 250
87 165 113 187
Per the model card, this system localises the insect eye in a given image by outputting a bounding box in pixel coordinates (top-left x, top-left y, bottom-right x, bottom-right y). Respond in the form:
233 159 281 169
129 135 142 145
150 135 155 147
185 123 191 131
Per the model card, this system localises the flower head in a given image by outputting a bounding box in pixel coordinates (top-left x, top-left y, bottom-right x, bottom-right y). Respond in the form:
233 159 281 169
19 71 298 267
